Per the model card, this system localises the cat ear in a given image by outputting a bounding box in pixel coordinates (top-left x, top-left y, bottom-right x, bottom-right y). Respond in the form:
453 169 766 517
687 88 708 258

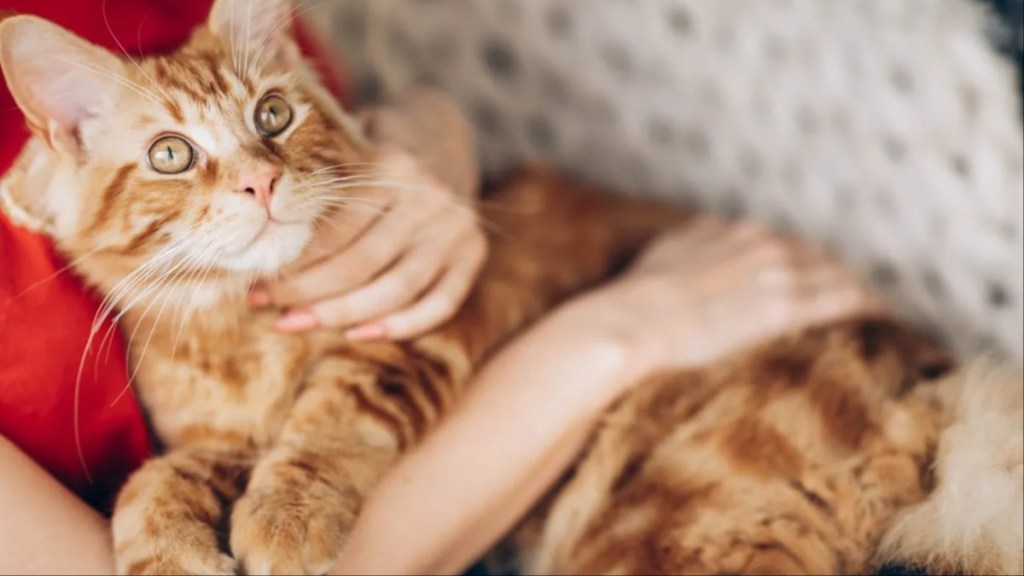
0 15 125 157
208 0 296 59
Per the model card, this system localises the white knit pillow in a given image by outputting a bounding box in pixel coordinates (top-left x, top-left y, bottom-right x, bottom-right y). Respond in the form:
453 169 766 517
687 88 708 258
305 0 1024 361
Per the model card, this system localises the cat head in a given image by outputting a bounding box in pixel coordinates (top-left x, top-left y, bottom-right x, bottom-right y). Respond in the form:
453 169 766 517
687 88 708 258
0 0 367 284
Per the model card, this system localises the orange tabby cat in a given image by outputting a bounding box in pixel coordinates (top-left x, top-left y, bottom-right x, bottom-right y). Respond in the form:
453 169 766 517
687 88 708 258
2 2 987 575
513 319 954 575
0 2 685 573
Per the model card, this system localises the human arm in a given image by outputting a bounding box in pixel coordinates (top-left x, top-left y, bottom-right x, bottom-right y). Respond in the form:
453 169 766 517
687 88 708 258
331 301 647 576
331 219 883 575
256 89 487 340
0 435 115 575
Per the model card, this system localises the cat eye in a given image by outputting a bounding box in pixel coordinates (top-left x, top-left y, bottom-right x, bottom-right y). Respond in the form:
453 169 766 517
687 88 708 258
147 135 195 175
255 94 293 137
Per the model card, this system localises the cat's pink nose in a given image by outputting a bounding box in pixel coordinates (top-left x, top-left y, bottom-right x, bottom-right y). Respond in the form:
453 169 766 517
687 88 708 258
240 165 282 209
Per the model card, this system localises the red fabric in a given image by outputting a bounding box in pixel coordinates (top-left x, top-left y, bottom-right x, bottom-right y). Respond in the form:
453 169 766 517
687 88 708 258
0 0 349 509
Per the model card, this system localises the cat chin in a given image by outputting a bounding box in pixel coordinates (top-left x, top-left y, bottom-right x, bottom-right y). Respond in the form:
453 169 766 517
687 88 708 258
217 221 313 275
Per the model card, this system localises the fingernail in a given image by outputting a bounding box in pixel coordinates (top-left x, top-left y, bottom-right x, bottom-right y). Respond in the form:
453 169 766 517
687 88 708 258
249 288 271 308
346 323 386 341
275 311 320 332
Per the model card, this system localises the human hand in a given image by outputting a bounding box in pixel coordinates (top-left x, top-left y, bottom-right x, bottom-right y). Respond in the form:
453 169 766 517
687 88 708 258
252 90 486 340
572 218 884 376
253 148 487 340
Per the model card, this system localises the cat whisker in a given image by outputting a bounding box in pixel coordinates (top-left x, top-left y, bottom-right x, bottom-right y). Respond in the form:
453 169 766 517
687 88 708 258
301 195 392 210
246 0 327 79
159 247 214 350
297 175 392 190
301 244 336 260
101 0 173 102
310 213 366 236
120 254 204 403
95 233 197 327
96 246 197 368
298 174 412 189
91 246 184 361
112 233 219 401
128 249 211 368
228 0 240 76
92 227 213 363
10 245 104 301
106 256 216 410
347 184 506 236
301 178 433 195
107 232 216 330
300 179 506 236
241 0 254 79
52 55 163 107
305 162 388 177
304 200 391 222
73 235 195 483
297 183 391 196
134 9 153 61
171 244 224 362
303 179 507 233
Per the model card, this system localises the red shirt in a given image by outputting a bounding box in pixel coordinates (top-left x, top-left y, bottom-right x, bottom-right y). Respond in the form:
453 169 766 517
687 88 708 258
0 0 349 510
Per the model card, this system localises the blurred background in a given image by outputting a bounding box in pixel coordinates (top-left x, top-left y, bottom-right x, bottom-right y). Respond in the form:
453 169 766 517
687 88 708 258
303 0 1024 363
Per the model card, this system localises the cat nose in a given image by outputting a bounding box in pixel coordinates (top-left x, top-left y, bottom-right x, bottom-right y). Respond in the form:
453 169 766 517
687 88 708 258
240 164 282 209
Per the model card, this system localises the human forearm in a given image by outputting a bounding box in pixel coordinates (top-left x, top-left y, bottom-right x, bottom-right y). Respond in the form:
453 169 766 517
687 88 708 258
432 413 600 575
331 300 651 575
0 435 115 575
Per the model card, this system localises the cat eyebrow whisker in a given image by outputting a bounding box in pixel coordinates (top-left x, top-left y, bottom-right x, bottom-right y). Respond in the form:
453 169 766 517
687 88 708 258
244 0 255 79
52 55 163 107
246 0 327 81
101 0 173 103
228 0 239 76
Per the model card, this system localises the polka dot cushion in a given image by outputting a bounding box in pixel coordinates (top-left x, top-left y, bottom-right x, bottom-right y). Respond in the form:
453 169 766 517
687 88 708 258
304 0 1024 361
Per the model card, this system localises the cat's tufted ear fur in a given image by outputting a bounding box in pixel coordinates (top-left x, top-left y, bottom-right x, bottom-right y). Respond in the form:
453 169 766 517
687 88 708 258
0 15 125 157
208 0 297 65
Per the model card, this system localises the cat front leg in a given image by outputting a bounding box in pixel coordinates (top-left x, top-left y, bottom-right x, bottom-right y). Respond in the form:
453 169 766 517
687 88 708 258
112 442 254 575
230 379 403 576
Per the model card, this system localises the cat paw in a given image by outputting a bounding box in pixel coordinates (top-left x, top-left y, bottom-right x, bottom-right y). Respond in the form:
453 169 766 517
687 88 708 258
230 481 356 575
116 551 236 575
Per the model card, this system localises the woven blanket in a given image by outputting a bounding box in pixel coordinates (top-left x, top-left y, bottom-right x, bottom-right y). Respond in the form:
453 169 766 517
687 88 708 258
305 0 1024 360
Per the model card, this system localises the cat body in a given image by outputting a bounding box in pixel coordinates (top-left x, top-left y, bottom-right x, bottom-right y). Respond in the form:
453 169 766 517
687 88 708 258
519 320 953 575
